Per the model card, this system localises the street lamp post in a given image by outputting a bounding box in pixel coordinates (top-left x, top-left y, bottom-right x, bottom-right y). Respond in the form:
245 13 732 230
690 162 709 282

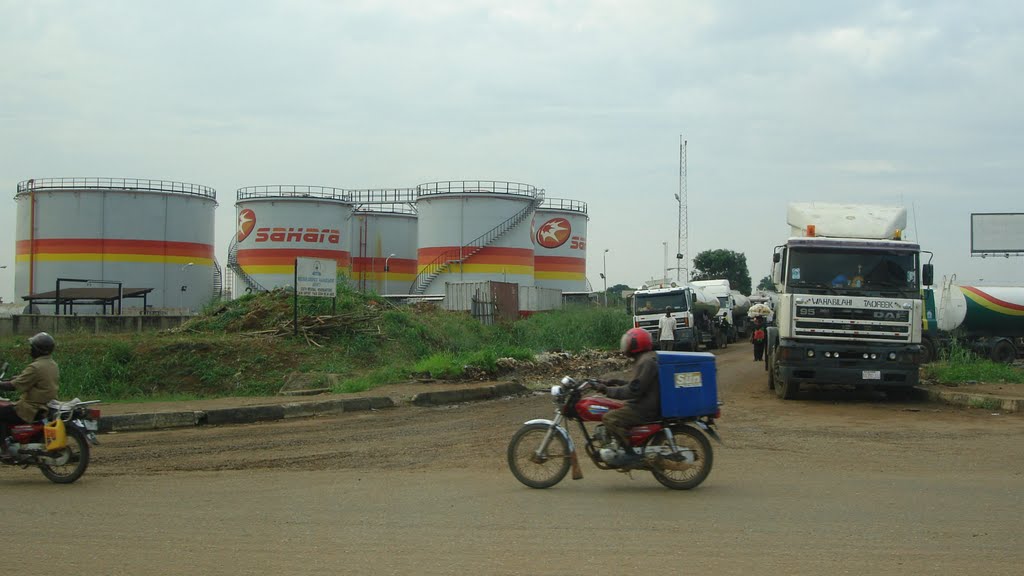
179 262 194 312
602 249 609 307
384 253 396 296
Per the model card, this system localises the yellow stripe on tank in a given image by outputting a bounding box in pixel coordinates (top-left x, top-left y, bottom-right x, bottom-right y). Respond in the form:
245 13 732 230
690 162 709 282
19 253 213 266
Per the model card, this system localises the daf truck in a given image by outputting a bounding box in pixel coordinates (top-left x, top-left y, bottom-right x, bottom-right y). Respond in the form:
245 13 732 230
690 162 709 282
767 203 932 400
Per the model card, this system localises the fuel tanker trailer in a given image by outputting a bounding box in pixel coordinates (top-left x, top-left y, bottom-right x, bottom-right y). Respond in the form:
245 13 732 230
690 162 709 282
923 279 1024 363
632 281 724 350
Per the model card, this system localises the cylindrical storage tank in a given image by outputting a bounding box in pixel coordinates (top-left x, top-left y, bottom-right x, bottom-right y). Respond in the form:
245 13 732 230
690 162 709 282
939 285 1024 337
234 186 353 292
413 181 539 296
533 198 589 293
15 178 217 313
349 204 418 295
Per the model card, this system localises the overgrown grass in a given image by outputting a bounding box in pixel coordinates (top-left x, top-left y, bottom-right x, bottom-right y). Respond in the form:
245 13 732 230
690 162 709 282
0 291 631 403
923 339 1024 385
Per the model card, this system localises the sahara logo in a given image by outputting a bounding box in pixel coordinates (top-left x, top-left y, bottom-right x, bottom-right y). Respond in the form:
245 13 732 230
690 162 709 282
237 209 256 242
535 217 572 249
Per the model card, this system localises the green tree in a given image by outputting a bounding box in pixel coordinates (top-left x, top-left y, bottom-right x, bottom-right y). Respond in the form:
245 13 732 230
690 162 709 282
756 275 774 292
691 249 752 295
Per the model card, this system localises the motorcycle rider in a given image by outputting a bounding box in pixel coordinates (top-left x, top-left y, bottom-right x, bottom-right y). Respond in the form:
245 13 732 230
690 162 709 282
592 327 660 467
0 333 60 447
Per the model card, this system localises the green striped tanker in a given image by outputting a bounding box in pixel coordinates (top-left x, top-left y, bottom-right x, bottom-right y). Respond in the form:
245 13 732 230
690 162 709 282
923 280 1024 363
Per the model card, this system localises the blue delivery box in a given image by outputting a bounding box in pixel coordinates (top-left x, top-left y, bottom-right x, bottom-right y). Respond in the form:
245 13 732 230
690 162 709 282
656 351 718 418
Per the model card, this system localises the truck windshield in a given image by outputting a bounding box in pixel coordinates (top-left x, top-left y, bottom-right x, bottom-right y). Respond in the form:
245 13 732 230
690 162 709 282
717 296 729 308
787 248 919 292
634 292 688 313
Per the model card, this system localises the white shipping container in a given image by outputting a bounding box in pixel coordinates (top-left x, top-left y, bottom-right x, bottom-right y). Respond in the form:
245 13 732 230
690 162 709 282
519 286 563 312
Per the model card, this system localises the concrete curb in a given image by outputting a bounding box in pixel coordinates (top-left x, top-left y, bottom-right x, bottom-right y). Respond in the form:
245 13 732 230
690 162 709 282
99 383 532 432
100 396 396 433
411 382 530 407
917 387 1022 413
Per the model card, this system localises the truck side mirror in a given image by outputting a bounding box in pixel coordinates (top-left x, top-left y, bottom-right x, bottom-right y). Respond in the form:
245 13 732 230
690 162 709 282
772 253 781 263
922 263 933 287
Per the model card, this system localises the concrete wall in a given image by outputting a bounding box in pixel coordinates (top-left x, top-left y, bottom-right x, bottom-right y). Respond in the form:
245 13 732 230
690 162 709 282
0 315 188 337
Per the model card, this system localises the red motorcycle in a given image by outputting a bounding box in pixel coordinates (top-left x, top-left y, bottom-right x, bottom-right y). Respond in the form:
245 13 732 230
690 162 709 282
1 362 101 484
507 376 720 490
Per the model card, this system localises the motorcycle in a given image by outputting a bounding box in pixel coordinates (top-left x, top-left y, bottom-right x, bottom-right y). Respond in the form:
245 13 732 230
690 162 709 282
507 376 721 490
0 362 101 484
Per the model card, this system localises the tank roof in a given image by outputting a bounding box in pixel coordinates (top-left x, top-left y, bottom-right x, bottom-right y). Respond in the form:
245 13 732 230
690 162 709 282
18 177 216 200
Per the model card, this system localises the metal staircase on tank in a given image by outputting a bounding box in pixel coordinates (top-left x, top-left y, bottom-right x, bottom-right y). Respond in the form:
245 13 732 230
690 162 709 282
409 191 545 295
226 236 267 293
212 257 224 299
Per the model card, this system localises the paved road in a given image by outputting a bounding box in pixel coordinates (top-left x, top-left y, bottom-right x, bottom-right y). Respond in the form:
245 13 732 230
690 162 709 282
5 343 1023 575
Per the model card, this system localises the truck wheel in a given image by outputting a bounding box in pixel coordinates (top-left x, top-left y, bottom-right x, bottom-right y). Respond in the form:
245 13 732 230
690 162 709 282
921 337 937 364
773 361 799 400
990 339 1017 364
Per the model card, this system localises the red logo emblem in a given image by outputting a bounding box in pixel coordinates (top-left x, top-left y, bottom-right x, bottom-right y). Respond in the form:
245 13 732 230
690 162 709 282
536 217 572 249
237 209 256 242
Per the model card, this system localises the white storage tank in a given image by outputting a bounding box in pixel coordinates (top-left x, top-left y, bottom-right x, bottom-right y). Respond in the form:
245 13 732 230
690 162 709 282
233 186 353 292
350 203 418 295
412 181 540 296
14 177 217 313
533 198 589 293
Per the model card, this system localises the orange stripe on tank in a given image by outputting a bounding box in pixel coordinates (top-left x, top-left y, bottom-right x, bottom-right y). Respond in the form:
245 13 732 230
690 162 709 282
961 286 1024 313
534 256 586 273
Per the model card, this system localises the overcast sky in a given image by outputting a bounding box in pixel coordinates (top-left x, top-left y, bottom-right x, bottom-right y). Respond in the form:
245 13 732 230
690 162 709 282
2 0 1023 304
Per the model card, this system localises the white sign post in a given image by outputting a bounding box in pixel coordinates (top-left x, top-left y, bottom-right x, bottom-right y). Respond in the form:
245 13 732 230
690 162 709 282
294 257 338 335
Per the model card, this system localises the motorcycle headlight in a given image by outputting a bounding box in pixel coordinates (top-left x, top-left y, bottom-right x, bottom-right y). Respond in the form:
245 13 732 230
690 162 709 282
551 385 563 397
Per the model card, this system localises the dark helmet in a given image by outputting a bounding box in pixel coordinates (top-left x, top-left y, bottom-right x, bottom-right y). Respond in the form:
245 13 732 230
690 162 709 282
29 332 56 357
620 328 653 357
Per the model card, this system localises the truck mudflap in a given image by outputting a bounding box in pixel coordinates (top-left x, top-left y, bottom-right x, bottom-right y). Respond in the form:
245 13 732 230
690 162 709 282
776 341 922 388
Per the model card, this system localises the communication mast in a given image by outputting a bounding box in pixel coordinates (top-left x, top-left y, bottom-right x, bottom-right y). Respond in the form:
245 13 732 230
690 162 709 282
675 137 688 281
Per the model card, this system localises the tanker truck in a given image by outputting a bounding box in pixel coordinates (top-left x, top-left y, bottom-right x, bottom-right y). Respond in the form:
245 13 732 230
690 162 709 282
691 279 752 343
923 276 1024 363
632 281 725 350
766 203 932 400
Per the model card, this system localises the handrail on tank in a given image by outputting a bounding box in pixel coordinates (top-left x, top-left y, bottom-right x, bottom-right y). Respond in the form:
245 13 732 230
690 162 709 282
17 177 216 200
540 198 588 214
237 185 350 202
348 188 418 204
415 180 539 199
354 203 418 215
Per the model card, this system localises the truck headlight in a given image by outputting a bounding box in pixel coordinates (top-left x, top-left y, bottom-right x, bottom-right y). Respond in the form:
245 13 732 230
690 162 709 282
806 349 815 358
888 352 897 360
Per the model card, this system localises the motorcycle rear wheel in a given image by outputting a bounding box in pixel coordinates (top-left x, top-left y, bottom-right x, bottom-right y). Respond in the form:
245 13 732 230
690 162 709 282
507 423 571 489
647 426 713 490
40 426 90 484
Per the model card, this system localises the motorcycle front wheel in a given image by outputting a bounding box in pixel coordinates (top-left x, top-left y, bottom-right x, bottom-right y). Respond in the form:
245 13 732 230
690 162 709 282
507 423 571 489
40 426 90 484
647 425 713 490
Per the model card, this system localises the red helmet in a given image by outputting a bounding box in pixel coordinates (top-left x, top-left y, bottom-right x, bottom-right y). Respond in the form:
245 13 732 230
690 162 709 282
620 328 653 357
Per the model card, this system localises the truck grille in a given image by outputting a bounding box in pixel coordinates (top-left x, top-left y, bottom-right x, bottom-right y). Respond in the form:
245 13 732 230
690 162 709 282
793 307 912 342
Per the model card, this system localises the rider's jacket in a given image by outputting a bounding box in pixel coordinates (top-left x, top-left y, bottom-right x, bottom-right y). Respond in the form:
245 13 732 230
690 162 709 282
603 351 660 420
9 355 59 422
